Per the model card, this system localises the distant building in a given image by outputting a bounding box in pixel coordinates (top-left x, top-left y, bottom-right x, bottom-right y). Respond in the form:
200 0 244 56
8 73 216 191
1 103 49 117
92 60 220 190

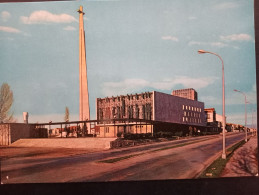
172 88 198 101
204 108 219 132
204 108 216 123
96 90 205 137
216 114 226 126
226 123 241 132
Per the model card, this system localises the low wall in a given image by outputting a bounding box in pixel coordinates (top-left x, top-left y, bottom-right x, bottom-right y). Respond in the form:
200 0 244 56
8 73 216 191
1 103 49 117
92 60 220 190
0 123 36 146
10 138 117 149
10 123 35 143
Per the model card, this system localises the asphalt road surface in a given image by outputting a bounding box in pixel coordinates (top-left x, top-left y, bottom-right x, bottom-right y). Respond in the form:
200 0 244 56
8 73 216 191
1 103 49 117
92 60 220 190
0 133 246 183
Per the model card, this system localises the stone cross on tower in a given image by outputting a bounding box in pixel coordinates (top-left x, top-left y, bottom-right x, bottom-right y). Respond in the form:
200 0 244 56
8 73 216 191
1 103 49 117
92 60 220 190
78 6 90 126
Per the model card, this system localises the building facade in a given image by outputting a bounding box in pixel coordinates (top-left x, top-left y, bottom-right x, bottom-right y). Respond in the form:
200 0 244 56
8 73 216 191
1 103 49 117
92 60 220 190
96 90 206 137
172 88 198 101
96 92 153 122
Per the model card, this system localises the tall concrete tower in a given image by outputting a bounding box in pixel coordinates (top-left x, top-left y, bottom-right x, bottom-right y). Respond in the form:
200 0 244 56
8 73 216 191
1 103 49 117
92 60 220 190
78 6 90 125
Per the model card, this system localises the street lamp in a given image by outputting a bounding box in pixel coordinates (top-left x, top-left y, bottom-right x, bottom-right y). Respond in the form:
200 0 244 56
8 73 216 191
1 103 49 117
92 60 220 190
198 50 226 159
233 89 248 142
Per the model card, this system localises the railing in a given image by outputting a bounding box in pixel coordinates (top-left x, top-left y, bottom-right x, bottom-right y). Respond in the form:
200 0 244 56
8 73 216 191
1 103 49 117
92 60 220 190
33 118 155 138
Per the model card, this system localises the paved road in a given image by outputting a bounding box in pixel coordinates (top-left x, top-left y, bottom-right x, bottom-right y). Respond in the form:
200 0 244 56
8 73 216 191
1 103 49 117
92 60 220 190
1 133 246 183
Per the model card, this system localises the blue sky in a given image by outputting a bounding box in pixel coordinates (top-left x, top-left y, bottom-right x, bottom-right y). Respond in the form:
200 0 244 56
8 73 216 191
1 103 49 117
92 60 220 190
0 0 256 127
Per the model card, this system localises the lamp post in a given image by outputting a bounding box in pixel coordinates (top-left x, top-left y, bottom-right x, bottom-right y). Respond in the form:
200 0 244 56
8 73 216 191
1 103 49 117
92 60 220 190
252 108 256 136
233 89 247 142
198 50 226 159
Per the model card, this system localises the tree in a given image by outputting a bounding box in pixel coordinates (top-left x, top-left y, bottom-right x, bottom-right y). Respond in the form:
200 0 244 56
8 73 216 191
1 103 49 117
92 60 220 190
64 106 70 122
0 83 14 123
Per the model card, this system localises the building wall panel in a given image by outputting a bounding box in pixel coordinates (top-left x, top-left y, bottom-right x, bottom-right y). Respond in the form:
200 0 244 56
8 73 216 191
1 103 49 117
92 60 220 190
0 123 35 145
154 91 206 126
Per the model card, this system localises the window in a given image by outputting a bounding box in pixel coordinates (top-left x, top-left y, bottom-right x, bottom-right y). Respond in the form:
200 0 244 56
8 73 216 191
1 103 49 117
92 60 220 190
184 111 186 116
142 105 146 119
183 105 185 110
112 107 116 117
183 117 185 122
135 104 139 118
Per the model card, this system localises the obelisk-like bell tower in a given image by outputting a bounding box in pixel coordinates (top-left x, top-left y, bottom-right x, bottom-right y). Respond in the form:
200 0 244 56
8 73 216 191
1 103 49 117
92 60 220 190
78 6 90 125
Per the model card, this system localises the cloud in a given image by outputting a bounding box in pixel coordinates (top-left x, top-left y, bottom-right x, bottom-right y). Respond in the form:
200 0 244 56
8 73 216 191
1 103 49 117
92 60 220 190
101 76 217 97
227 112 257 127
20 10 77 24
188 16 197 20
102 78 150 96
188 34 252 49
14 113 79 123
0 26 21 33
188 41 228 48
169 76 218 89
226 84 257 105
220 34 253 42
200 83 256 116
200 96 221 106
214 2 239 10
1 11 11 22
63 26 76 31
162 36 179 42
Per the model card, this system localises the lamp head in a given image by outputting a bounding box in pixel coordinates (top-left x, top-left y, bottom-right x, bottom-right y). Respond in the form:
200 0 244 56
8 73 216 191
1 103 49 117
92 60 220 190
198 50 207 54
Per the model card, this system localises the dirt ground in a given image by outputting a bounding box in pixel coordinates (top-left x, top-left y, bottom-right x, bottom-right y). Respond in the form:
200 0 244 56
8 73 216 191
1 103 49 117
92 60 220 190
221 136 258 177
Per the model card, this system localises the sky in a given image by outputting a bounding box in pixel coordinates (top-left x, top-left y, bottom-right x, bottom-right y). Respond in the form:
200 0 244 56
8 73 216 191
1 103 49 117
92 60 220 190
0 0 257 127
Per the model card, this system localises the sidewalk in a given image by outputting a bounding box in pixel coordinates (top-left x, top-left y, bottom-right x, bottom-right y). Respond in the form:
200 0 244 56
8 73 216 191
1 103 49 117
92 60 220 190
221 136 258 177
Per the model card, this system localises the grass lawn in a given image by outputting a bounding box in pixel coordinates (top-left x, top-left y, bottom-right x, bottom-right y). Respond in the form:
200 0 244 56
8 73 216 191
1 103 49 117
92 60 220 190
198 139 247 178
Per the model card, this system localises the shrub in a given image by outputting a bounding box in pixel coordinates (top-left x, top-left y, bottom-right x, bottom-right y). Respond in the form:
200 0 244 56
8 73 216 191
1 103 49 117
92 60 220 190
146 133 152 139
175 131 183 137
123 133 153 140
153 131 162 138
124 133 133 140
117 132 122 138
153 131 175 138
